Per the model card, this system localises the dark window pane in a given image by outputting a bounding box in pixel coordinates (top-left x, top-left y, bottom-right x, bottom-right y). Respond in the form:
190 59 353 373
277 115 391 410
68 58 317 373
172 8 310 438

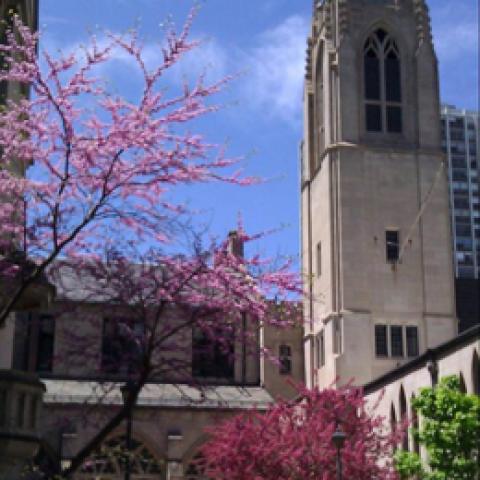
386 230 400 262
318 332 325 367
0 390 6 427
316 241 322 277
375 325 388 357
17 392 26 427
391 326 404 357
385 56 401 102
366 104 382 132
406 326 419 357
387 106 402 133
454 197 470 210
192 326 234 380
375 28 387 43
364 55 381 100
456 224 472 237
36 316 55 373
279 344 292 375
102 318 144 375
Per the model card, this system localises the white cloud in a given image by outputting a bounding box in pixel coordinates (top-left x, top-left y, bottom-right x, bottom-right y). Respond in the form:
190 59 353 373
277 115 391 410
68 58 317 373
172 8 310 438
432 3 478 61
38 15 310 127
241 15 309 126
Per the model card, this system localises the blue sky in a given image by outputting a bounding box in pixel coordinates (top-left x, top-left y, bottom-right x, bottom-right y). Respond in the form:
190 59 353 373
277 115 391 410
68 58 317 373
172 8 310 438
39 0 478 264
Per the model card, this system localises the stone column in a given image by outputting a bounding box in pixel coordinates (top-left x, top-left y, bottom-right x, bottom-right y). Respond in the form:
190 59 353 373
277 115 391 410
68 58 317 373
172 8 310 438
0 314 15 369
0 369 45 479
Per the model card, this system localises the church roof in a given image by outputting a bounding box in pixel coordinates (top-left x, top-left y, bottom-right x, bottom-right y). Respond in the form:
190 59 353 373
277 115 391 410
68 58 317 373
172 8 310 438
41 379 274 410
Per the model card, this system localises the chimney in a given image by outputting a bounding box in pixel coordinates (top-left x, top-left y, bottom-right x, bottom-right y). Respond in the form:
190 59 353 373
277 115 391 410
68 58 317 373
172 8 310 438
227 230 244 258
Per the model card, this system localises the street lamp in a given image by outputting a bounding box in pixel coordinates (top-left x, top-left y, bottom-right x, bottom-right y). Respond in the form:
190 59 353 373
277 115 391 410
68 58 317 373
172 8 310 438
120 381 135 480
332 424 346 480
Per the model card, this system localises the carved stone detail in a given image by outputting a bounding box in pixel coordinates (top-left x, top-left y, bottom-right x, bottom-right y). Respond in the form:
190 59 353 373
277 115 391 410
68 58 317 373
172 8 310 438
338 0 349 39
306 38 314 80
413 0 433 47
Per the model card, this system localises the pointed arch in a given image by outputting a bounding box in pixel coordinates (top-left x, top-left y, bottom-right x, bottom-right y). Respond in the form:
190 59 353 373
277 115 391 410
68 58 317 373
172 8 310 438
389 402 397 433
363 27 403 134
459 372 467 394
183 435 210 480
473 350 479 395
410 394 420 454
314 41 325 165
399 386 409 451
75 434 163 479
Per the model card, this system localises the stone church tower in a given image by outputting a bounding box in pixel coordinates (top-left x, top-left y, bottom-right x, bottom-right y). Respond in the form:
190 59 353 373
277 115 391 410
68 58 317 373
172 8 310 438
301 0 457 388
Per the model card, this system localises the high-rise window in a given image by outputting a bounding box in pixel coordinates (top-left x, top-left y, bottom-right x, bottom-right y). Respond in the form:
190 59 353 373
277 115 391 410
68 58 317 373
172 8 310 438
386 230 400 263
364 29 402 134
406 326 419 357
390 326 404 357
375 325 388 357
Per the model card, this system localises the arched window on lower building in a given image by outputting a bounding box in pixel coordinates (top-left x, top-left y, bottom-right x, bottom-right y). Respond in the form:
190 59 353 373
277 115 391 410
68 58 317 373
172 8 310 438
473 350 479 395
459 372 467 394
410 394 420 455
399 386 408 451
75 435 163 479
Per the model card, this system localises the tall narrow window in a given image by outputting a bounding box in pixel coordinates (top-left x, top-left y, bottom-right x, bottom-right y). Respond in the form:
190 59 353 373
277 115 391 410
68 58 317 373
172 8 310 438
375 325 388 357
406 326 419 357
411 395 420 454
102 318 144 375
192 325 234 380
279 345 292 375
36 315 55 372
390 325 404 357
316 241 322 277
0 389 6 427
473 351 479 395
12 313 55 373
315 46 325 162
364 29 402 134
317 331 325 368
399 387 409 451
386 230 400 263
333 317 342 354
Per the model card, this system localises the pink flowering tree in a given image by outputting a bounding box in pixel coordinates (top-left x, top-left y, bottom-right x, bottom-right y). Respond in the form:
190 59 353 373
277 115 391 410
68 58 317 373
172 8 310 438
0 11 303 479
0 10 255 324
200 385 402 480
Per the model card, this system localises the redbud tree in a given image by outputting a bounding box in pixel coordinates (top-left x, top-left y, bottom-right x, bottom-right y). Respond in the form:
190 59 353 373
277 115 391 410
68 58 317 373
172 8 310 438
200 385 402 480
0 11 302 478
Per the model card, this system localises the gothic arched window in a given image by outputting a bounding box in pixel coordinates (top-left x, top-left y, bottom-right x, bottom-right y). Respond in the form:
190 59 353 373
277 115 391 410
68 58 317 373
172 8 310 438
473 350 479 395
399 386 409 451
410 394 420 455
364 28 402 134
76 435 163 479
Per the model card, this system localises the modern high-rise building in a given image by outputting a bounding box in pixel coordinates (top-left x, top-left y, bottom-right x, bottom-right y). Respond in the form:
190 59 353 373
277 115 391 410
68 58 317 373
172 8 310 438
301 0 457 389
441 105 480 330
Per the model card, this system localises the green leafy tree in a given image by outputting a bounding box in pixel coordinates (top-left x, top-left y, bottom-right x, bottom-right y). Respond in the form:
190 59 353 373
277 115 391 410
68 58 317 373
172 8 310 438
395 375 480 480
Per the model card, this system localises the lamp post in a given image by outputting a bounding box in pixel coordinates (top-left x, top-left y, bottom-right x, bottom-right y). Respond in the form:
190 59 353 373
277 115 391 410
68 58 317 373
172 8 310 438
332 424 346 480
120 381 135 480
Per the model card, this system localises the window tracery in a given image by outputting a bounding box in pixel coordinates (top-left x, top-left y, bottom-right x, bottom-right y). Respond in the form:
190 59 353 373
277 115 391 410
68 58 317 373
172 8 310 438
76 435 163 479
364 28 402 134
